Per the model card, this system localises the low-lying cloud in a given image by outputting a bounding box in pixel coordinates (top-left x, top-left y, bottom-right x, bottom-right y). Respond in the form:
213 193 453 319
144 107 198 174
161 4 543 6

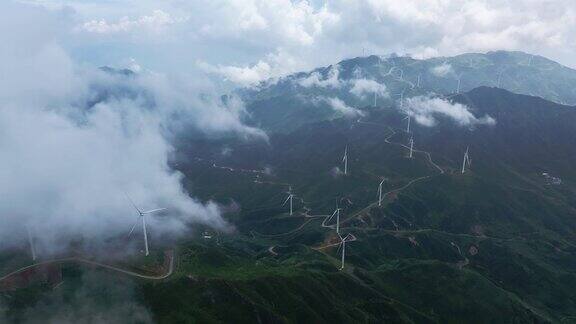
430 63 454 77
405 96 496 127
315 96 364 118
350 78 388 99
0 1 264 257
197 60 273 87
299 65 342 88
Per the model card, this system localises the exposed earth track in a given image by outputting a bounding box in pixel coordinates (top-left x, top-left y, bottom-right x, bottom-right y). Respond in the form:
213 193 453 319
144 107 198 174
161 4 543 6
0 250 175 283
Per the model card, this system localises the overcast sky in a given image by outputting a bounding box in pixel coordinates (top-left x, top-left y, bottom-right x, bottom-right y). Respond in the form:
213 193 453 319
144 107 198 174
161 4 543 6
16 0 576 85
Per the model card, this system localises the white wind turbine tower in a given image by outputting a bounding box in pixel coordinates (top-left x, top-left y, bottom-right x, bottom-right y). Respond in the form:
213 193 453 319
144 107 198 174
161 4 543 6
416 74 421 88
283 186 295 215
394 89 406 111
497 71 505 88
327 201 342 234
377 179 386 207
403 109 411 134
126 193 167 256
26 225 36 261
408 136 414 159
461 146 471 174
456 74 462 93
338 233 355 270
342 145 349 175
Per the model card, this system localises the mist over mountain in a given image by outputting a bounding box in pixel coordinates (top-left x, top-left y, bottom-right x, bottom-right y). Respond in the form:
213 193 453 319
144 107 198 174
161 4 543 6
241 51 576 132
4 44 576 322
6 0 576 322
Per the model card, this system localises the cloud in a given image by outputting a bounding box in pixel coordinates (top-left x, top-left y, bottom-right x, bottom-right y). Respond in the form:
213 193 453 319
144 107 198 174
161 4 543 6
350 79 388 99
330 166 344 178
430 63 454 77
1 272 154 323
299 65 342 88
197 60 272 86
25 0 576 86
315 96 364 118
78 10 187 34
0 1 264 257
404 96 496 127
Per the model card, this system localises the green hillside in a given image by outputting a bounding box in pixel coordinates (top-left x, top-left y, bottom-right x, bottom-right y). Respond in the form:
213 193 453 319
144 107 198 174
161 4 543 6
241 51 576 132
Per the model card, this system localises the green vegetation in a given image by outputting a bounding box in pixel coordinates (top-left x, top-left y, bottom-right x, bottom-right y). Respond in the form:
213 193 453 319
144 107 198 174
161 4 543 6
4 85 576 323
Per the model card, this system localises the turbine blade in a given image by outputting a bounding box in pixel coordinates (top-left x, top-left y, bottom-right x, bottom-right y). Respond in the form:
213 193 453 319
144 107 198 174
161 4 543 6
142 208 167 214
343 233 354 242
124 192 142 214
331 209 339 222
336 241 343 254
282 196 290 206
127 217 140 238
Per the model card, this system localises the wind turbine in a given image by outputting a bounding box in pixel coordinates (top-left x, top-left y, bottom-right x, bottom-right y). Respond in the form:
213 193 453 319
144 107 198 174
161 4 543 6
403 111 412 134
497 71 504 88
283 186 295 215
342 145 348 175
394 89 406 110
461 146 471 174
456 74 462 93
26 225 36 261
377 179 386 207
338 233 355 270
126 193 167 256
408 136 414 159
327 201 342 234
416 74 421 88
398 68 404 81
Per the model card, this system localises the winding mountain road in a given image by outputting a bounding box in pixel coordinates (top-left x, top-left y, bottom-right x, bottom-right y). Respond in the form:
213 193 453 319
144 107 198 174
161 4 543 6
0 250 175 283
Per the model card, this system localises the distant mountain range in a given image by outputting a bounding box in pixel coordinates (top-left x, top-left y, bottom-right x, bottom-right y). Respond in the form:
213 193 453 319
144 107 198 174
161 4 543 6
240 51 576 132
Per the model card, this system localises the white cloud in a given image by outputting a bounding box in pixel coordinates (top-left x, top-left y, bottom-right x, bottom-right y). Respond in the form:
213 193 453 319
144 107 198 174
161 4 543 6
430 63 454 77
0 1 265 256
316 96 364 118
197 60 272 86
405 96 496 127
350 79 388 99
79 10 187 34
299 65 342 88
25 0 576 84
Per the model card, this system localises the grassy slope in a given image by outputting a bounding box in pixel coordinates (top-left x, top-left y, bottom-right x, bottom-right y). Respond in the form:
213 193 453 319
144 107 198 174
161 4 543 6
4 87 576 322
150 87 576 322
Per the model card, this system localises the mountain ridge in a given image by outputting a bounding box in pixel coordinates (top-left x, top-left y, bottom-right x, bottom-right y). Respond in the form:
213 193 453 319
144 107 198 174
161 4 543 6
240 51 576 133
